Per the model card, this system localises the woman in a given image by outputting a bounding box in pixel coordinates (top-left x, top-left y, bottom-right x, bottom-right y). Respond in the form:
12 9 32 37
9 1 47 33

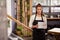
29 4 47 40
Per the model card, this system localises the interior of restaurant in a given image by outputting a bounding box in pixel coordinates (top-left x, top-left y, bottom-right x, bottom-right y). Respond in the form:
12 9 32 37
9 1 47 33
6 0 60 40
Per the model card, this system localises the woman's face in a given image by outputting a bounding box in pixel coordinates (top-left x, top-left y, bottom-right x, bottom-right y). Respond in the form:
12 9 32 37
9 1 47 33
36 7 42 15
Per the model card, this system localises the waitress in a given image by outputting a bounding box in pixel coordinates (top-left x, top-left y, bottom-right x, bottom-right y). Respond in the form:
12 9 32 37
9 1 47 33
29 4 47 40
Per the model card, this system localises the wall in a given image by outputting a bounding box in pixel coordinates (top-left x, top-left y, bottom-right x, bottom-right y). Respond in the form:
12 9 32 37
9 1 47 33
6 0 16 36
0 0 7 40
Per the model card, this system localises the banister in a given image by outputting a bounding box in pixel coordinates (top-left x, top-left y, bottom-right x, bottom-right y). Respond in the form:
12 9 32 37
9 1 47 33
7 15 32 31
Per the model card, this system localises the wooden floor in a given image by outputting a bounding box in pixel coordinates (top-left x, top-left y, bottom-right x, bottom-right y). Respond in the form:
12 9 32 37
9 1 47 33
23 37 32 40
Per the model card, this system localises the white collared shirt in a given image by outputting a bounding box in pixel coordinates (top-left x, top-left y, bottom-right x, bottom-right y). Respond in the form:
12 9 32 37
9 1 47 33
29 14 47 29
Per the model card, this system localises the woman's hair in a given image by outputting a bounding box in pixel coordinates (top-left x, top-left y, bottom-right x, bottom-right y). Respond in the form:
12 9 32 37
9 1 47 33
36 3 43 17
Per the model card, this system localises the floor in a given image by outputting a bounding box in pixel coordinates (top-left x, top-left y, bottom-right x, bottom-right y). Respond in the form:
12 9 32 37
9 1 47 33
8 33 60 40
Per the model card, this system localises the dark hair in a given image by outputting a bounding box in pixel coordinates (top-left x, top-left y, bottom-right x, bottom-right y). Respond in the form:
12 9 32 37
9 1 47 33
36 3 43 17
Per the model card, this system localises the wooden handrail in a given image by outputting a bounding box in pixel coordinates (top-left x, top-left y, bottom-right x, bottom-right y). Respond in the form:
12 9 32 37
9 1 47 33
7 15 32 31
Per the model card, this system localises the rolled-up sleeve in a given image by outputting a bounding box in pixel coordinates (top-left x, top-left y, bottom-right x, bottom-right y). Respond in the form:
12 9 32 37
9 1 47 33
43 16 47 29
29 15 34 28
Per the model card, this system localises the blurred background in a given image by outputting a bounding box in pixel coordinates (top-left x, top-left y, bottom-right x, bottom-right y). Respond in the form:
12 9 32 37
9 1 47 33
6 0 60 40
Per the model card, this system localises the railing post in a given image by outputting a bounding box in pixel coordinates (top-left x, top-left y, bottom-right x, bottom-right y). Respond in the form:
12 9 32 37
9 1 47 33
30 0 32 16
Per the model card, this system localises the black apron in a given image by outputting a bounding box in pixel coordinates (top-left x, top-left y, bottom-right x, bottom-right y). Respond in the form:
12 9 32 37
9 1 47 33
32 15 45 40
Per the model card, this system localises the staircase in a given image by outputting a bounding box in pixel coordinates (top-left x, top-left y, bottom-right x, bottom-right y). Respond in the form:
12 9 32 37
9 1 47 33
7 15 32 40
8 33 24 40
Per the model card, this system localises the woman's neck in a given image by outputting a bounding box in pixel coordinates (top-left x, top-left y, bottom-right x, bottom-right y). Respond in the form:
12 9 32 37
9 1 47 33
37 14 41 17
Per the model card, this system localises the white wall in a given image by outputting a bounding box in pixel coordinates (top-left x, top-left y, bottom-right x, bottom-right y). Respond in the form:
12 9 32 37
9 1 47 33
6 0 16 36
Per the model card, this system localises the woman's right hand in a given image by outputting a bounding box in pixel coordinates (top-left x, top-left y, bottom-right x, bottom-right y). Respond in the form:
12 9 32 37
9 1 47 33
32 25 38 28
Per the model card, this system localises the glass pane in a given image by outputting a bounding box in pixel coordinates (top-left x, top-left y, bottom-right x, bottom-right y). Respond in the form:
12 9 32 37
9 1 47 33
43 7 49 13
32 7 49 13
51 0 60 6
32 0 49 6
32 7 36 13
32 0 60 6
51 7 60 12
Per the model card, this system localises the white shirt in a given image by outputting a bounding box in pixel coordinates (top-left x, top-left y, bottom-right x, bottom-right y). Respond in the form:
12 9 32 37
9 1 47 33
29 14 47 29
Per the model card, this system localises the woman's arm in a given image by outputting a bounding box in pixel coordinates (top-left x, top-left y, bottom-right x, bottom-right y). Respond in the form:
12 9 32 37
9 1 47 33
29 15 38 28
29 15 34 28
43 16 47 28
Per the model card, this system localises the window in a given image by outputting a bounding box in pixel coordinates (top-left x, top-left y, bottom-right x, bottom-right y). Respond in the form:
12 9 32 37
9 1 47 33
51 7 60 12
32 0 48 6
32 0 60 14
43 7 49 13
32 7 36 13
51 0 60 6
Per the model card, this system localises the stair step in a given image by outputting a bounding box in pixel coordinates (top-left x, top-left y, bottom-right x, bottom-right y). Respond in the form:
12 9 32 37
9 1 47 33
8 33 24 40
23 37 32 40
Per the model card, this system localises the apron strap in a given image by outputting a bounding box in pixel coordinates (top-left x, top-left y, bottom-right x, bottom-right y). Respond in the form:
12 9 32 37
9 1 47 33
42 16 44 21
34 14 43 21
34 14 36 20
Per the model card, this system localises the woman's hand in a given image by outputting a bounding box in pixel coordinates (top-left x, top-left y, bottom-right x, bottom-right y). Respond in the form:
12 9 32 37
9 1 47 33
43 24 46 26
32 25 38 28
